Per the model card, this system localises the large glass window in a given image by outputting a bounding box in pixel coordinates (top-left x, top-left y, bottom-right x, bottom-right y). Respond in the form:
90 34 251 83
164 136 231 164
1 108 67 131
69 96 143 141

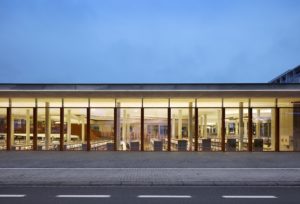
63 108 87 150
90 108 114 151
198 108 222 151
11 108 33 150
225 108 248 151
116 108 141 151
252 108 275 151
280 107 300 151
171 108 194 151
37 108 61 150
0 108 7 150
144 108 168 151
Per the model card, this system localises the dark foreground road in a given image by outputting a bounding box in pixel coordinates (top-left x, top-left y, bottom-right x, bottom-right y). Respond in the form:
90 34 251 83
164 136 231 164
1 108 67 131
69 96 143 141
0 186 299 204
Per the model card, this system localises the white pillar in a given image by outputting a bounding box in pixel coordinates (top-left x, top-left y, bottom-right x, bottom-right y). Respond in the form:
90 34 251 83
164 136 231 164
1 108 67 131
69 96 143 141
188 102 193 151
116 103 121 150
11 115 14 146
172 114 176 139
45 102 50 150
67 109 71 143
26 109 30 145
239 102 244 150
199 115 203 137
256 109 261 138
81 115 85 143
178 110 182 139
126 113 130 143
122 109 127 150
217 110 221 138
271 109 276 151
204 114 207 137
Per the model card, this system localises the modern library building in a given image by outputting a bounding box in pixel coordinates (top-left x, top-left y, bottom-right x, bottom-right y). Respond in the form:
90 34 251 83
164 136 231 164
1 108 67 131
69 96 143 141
0 83 300 152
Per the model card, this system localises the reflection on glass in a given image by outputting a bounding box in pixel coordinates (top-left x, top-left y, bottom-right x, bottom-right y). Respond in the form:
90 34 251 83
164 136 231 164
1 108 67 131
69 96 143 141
11 108 33 150
144 108 168 151
37 108 61 150
198 108 222 151
0 108 7 150
116 108 141 151
171 108 194 151
280 107 300 151
225 107 248 151
64 108 87 150
252 108 275 151
90 108 114 151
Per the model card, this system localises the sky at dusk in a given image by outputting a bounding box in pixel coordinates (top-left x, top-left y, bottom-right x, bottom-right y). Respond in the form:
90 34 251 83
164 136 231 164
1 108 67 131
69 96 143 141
0 0 300 83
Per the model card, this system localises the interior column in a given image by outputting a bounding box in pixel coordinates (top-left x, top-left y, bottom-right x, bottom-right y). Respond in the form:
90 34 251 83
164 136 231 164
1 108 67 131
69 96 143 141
26 109 30 145
188 102 193 151
239 102 244 150
178 109 182 139
81 115 85 143
45 102 50 150
67 109 71 144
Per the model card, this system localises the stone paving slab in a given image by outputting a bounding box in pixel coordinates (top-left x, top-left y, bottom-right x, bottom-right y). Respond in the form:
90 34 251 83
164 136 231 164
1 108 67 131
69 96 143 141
0 168 300 186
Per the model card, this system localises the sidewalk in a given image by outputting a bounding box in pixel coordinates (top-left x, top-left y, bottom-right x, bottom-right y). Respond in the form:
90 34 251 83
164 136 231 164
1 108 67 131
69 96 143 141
0 152 300 186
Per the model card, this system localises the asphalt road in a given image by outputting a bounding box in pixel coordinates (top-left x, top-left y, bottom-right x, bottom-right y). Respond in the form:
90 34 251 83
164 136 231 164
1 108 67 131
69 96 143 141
0 186 299 204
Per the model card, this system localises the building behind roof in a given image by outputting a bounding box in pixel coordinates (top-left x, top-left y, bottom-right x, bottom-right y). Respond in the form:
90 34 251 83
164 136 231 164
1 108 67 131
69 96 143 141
269 65 300 83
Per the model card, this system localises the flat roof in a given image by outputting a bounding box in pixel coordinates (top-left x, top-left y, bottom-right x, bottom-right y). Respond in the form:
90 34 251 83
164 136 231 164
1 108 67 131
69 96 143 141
0 83 299 98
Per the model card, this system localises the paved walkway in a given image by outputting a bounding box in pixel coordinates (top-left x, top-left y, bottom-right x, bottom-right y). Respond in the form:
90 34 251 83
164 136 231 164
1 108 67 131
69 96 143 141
0 152 300 186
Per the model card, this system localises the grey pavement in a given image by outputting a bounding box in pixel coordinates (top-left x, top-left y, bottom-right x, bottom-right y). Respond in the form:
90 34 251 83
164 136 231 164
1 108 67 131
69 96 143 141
0 152 300 186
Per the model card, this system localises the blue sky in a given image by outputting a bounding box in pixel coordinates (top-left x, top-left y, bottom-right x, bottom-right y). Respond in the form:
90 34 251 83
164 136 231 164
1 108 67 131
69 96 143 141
0 0 299 83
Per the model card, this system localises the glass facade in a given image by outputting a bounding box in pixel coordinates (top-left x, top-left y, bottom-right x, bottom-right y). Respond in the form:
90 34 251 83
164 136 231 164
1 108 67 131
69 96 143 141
198 108 222 151
0 97 299 152
144 108 168 151
225 108 248 151
90 108 114 151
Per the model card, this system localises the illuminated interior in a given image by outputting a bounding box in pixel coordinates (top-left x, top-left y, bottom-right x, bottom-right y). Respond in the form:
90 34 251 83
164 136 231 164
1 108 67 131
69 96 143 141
0 97 299 151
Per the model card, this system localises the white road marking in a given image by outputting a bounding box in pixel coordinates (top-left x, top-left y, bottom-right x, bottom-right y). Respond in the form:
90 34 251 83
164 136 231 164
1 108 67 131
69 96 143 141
56 195 111 198
138 195 192 198
222 195 277 199
0 194 26 198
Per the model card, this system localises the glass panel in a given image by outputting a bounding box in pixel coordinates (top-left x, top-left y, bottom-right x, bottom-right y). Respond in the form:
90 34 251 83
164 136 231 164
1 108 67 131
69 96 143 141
64 98 89 107
251 98 275 107
64 108 87 150
252 108 275 151
143 98 169 107
116 99 142 107
37 108 61 150
90 108 114 151
198 108 222 151
11 108 33 150
224 98 249 107
197 98 222 107
0 108 7 150
171 108 194 151
0 98 9 107
280 107 300 151
90 99 115 107
170 99 195 107
12 98 35 107
225 108 248 151
144 108 168 151
38 98 62 107
116 108 141 151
